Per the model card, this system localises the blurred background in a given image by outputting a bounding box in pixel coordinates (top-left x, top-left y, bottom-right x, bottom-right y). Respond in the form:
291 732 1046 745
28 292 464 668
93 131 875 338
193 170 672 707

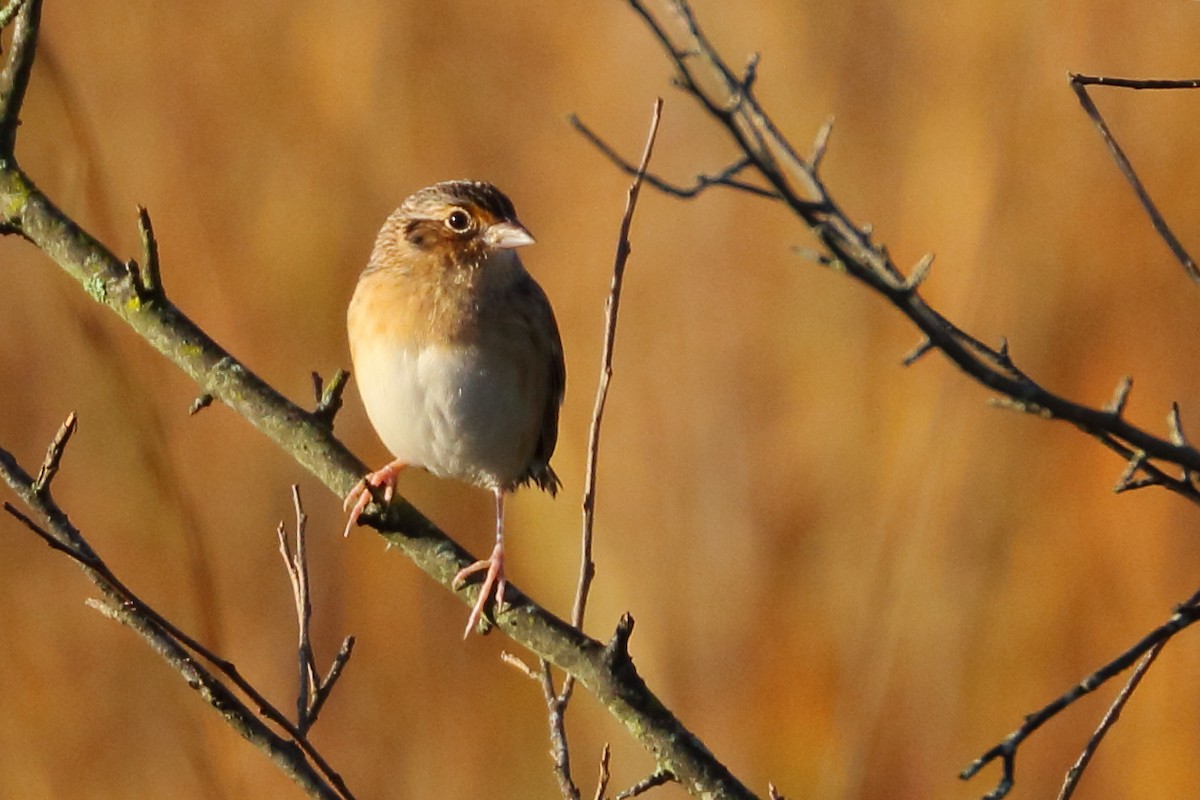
1 1 1200 798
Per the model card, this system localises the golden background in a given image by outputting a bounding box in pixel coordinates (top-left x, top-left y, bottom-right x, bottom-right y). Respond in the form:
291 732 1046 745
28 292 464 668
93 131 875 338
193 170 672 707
2 2 1200 798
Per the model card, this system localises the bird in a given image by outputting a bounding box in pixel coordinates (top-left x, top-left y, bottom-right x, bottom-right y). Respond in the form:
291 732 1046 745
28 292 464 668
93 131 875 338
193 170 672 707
343 180 565 637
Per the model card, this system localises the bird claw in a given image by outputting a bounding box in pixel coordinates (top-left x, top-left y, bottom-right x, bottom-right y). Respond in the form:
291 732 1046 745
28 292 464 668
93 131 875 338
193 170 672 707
341 461 406 537
453 541 506 638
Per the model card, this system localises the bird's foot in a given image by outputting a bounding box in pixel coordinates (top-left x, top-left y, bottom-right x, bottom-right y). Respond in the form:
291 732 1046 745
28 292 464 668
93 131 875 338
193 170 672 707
342 460 406 537
453 540 506 638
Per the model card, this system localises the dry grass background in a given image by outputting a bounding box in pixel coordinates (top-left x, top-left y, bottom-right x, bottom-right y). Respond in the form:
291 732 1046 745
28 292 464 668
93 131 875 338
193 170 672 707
2 1 1200 798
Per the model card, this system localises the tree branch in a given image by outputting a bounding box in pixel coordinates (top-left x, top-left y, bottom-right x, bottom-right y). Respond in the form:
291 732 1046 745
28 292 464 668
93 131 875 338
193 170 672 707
0 3 754 798
960 586 1200 799
569 1 1200 513
0 420 351 800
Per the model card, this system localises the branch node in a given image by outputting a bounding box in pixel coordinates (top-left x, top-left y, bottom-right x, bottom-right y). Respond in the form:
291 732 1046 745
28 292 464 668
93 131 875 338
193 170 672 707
615 768 678 799
500 650 540 681
603 613 635 671
902 252 934 292
311 369 350 430
1114 449 1149 494
741 51 760 91
189 393 214 416
1105 375 1133 418
810 117 834 172
901 336 934 367
1167 402 1188 448
33 411 77 497
135 205 162 299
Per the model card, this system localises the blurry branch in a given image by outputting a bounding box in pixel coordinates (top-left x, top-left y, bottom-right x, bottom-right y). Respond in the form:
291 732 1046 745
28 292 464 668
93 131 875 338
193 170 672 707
1056 643 1164 800
0 415 353 800
960 586 1200 799
1069 73 1200 286
616 768 677 799
277 485 355 737
574 0 1200 508
537 96 663 800
0 2 754 798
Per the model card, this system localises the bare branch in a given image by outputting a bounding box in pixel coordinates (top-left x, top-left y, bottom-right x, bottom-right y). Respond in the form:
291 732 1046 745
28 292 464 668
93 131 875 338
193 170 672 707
1 435 353 799
599 1 1200 520
0 0 38 158
961 586 1200 799
1068 74 1200 285
571 114 778 200
1056 643 1165 800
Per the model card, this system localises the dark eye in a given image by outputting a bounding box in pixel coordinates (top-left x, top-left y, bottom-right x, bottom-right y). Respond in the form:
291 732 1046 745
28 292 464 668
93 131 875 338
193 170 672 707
445 209 472 233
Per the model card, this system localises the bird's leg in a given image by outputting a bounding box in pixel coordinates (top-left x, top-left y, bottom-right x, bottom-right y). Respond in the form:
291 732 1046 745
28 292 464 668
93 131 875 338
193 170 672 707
453 488 507 637
342 460 407 537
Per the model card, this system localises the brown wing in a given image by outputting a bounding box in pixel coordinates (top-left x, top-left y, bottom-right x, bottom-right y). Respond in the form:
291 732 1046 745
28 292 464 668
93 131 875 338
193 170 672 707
513 272 565 495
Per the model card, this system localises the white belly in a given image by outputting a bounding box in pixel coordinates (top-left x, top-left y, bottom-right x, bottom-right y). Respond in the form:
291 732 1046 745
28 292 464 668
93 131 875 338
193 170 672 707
353 340 540 489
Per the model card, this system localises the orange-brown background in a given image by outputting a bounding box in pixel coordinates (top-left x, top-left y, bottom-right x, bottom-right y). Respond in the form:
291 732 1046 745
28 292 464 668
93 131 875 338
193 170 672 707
2 2 1199 798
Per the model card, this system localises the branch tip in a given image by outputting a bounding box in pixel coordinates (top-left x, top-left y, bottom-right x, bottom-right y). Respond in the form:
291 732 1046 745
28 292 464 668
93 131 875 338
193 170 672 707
902 252 934 291
901 337 934 367
135 205 162 299
603 613 636 670
34 411 77 497
1106 375 1133 417
615 768 678 800
188 393 214 416
810 116 834 171
1167 402 1188 448
312 369 350 429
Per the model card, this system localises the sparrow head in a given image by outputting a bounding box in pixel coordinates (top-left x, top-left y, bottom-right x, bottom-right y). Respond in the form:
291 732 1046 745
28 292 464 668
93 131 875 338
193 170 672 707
380 181 534 271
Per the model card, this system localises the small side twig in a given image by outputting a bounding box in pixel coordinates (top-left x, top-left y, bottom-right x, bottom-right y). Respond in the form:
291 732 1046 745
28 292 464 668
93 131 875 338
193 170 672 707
277 484 354 735
615 769 677 799
311 369 350 429
33 411 77 499
136 205 162 299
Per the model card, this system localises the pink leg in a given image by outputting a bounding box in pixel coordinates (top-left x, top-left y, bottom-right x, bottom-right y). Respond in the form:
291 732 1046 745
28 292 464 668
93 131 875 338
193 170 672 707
453 488 507 638
342 459 406 537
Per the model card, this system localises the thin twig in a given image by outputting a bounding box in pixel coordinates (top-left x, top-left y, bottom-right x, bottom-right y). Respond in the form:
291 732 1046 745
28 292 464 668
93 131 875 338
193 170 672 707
277 485 354 735
1068 74 1200 285
542 96 666 800
593 744 612 800
1056 642 1165 800
615 769 677 799
574 96 664 631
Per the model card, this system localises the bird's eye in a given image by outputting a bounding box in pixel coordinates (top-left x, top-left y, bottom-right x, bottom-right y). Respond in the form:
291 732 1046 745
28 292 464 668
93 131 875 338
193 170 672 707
445 209 472 233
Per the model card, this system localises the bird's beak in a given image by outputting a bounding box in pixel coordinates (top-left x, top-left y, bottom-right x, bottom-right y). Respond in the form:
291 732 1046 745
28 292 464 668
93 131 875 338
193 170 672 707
484 220 535 250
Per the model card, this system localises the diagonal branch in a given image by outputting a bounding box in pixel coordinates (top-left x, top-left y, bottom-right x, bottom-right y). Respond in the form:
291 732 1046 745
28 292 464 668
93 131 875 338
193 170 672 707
0 4 754 799
960 586 1200 799
1068 73 1200 285
569 1 1200 511
0 424 351 800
